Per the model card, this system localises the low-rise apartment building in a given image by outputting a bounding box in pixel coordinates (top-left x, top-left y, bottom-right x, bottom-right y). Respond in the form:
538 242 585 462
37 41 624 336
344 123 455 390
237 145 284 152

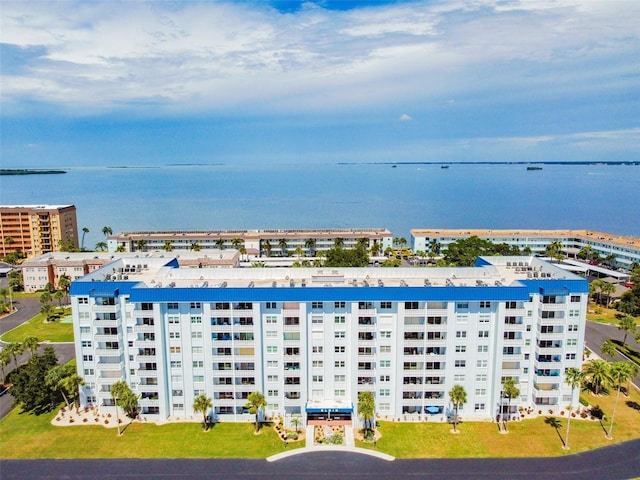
71 255 587 427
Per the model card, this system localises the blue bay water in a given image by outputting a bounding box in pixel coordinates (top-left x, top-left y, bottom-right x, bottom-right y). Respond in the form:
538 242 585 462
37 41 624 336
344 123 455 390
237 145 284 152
1 163 638 249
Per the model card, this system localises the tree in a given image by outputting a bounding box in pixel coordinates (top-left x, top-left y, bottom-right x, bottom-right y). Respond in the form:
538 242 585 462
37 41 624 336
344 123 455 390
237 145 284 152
278 238 288 257
0 288 8 304
545 241 564 262
0 348 11 384
501 378 520 432
40 303 54 322
6 342 24 369
134 239 147 252
590 279 604 305
262 240 272 257
369 240 381 257
601 282 615 308
23 336 40 357
563 367 583 450
102 226 113 238
95 241 108 251
294 245 304 259
231 237 243 250
583 359 611 395
601 339 618 359
358 391 375 439
163 240 173 252
324 246 369 267
40 291 52 305
448 385 466 433
245 391 267 433
305 238 317 256
190 241 201 252
617 315 637 349
57 274 71 294
10 347 59 413
111 380 138 435
606 362 636 439
54 290 65 309
80 227 89 251
8 269 23 291
291 415 302 434
45 363 75 409
443 236 498 266
116 244 126 252
215 238 225 250
193 394 213 431
333 237 344 249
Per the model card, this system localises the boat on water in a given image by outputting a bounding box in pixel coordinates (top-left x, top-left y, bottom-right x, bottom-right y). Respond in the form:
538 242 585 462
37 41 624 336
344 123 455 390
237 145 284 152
527 166 543 171
441 165 449 169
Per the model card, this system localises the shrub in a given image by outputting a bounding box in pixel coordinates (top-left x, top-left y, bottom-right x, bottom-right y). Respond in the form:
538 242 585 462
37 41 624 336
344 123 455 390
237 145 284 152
331 434 343 445
56 417 60 421
83 418 88 423
104 420 109 424
69 418 74 423
590 405 604 420
286 432 298 440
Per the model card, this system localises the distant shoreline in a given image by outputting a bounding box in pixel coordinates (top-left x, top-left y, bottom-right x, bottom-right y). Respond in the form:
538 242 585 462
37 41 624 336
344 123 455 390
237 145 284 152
0 169 67 175
339 161 640 166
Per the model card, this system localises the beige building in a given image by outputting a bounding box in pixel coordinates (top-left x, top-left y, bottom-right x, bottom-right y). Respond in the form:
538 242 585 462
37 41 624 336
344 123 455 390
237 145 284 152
0 205 78 258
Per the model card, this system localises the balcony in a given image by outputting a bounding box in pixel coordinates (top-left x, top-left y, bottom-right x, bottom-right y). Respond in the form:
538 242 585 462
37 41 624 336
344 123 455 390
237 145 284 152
94 334 120 342
537 331 564 341
92 304 118 314
502 338 524 346
96 361 123 371
539 303 566 312
94 348 122 356
138 369 158 377
139 398 160 406
134 324 155 333
532 388 560 398
132 309 154 318
535 345 564 356
503 322 526 332
93 319 118 328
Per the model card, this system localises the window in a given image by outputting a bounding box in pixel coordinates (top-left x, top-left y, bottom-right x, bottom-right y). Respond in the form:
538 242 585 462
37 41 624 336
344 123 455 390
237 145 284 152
476 374 487 382
335 360 345 368
379 403 390 411
569 310 580 318
191 331 203 339
192 360 204 368
453 374 465 382
172 389 183 396
169 332 180 339
478 330 489 338
334 374 346 382
80 327 90 334
170 360 181 368
171 375 182 383
311 301 323 309
193 376 204 382
380 375 390 382
475 389 486 396
405 301 419 310
170 346 181 353
267 375 278 382
456 302 469 310
267 360 278 368
566 353 576 360
477 360 488 368
480 301 491 308
379 389 391 396
190 302 201 309
78 297 89 304
168 316 179 324
475 403 485 411
192 346 203 354
380 360 391 368
334 330 345 339
312 375 323 382
82 354 93 361
505 301 517 309
334 301 346 309
380 331 391 338
84 369 94 376
455 360 466 368
570 295 581 302
266 330 277 339
456 331 467 338
312 360 323 368
334 316 346 324
567 339 577 346
81 341 92 348
268 389 279 396
568 324 579 332
380 301 392 309
312 346 323 353
168 302 178 310
334 389 346 397
478 345 488 353
191 316 202 324
380 345 391 353
265 315 277 324
479 314 490 323
267 346 278 354
335 346 345 353
266 302 277 309
312 316 323 324
455 345 466 353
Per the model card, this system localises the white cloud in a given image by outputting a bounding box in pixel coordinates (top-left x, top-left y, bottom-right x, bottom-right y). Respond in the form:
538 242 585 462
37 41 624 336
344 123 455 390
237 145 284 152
0 0 638 118
399 113 412 121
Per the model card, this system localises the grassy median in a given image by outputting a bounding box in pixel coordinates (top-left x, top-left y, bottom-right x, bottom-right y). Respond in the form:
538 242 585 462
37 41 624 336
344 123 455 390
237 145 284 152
1 309 74 343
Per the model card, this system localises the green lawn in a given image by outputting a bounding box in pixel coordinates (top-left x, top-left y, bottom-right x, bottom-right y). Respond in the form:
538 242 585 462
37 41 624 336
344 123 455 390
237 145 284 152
1 308 74 343
0 410 298 458
356 387 640 458
586 302 639 327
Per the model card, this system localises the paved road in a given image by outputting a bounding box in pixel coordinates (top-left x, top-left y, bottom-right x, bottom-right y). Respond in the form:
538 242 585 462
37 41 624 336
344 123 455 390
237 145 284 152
0 297 41 335
1 438 640 480
585 321 640 385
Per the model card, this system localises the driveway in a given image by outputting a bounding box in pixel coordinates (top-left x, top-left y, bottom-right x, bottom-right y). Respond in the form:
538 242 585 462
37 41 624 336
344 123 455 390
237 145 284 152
1 439 639 480
585 321 640 386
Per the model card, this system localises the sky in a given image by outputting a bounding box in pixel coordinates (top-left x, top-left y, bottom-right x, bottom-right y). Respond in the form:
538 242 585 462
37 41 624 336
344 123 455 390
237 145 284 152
1 0 639 167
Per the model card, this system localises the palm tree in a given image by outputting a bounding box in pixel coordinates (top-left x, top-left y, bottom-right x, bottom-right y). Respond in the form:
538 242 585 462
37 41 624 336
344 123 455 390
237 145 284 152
601 282 615 308
262 240 272 257
6 342 24 369
58 274 71 303
617 315 637 348
369 240 381 257
61 373 85 412
193 394 213 431
46 365 73 409
134 239 147 252
294 246 303 259
231 237 243 250
22 336 40 357
583 359 611 395
162 240 173 252
358 391 375 438
0 348 11 384
577 246 593 260
190 241 201 252
239 245 248 261
291 415 302 434
102 226 113 238
333 238 344 249
304 238 316 257
448 385 466 433
40 303 54 322
590 279 604 305
116 244 126 252
601 339 618 359
501 378 520 432
0 288 8 304
80 227 89 251
111 380 138 435
278 238 288 257
563 367 583 450
215 238 225 250
95 241 108 251
245 391 267 433
545 240 564 262
606 362 636 439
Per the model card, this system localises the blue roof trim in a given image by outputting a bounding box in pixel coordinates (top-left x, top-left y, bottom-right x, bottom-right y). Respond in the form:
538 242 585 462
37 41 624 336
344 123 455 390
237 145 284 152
520 279 589 295
127 285 530 303
70 281 140 297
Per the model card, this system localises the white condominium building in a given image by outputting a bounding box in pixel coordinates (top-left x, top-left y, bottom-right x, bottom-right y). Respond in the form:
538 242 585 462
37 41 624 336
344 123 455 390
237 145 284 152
71 256 587 426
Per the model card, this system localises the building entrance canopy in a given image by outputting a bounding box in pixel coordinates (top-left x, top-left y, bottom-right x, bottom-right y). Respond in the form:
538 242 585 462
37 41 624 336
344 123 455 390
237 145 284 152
305 400 353 414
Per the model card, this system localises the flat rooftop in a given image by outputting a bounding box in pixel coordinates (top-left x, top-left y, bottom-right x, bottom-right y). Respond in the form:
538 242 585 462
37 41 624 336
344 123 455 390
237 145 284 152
110 228 392 240
80 255 580 289
0 204 75 210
